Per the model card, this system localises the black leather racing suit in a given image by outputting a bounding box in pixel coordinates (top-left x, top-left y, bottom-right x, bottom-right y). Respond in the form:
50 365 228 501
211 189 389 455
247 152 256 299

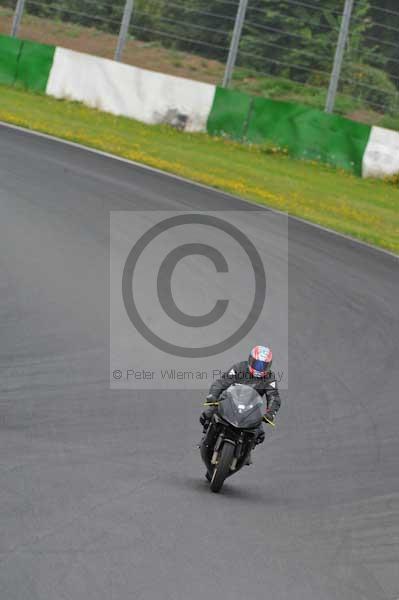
202 361 281 442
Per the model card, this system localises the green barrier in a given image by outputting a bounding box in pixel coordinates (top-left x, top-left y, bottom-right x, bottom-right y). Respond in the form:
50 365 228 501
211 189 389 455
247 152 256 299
207 87 252 141
0 34 22 86
246 97 371 176
15 40 55 92
206 87 372 176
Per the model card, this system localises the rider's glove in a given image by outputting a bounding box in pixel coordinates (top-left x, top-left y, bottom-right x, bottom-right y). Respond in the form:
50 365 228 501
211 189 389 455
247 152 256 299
200 395 218 429
205 394 218 405
263 410 275 425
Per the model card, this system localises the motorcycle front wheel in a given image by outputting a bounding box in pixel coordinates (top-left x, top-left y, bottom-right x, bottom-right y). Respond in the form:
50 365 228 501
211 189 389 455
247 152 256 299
210 442 235 493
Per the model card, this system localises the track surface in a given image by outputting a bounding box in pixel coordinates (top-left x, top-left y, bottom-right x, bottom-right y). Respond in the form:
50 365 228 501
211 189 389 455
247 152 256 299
1 124 398 600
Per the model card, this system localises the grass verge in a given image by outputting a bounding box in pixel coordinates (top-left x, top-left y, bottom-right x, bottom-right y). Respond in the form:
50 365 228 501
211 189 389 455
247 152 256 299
0 84 398 254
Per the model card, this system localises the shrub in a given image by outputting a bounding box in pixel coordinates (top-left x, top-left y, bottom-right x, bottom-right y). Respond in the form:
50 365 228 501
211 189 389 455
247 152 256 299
342 63 399 115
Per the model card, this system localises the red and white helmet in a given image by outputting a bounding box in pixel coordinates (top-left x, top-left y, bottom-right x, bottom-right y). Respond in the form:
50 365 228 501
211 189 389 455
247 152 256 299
248 345 273 377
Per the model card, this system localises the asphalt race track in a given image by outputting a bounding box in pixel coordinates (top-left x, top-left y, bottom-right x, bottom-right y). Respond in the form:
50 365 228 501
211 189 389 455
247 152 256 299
1 123 398 600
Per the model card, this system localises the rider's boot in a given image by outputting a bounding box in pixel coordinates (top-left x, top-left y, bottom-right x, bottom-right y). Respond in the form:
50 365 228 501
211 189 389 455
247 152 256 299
245 452 253 466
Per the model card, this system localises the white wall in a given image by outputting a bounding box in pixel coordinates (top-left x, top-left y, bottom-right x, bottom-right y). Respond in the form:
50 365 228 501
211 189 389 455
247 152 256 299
363 126 399 178
46 47 216 132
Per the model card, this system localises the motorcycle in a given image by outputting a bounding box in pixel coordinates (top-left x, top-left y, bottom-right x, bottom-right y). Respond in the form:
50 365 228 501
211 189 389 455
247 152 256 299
200 383 271 493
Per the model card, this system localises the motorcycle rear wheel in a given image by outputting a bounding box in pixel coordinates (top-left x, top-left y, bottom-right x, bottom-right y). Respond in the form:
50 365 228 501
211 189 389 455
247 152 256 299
210 442 235 493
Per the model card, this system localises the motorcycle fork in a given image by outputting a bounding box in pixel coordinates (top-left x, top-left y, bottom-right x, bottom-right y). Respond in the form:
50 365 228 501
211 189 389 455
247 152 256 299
211 432 225 465
231 433 244 471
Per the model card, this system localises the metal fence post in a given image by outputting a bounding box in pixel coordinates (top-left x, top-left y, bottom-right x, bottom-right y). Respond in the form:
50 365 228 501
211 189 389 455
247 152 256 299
114 0 135 62
222 0 248 88
10 0 26 37
325 0 354 113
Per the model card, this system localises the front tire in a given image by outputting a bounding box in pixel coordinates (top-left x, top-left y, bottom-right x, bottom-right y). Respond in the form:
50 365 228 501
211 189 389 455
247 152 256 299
210 442 235 493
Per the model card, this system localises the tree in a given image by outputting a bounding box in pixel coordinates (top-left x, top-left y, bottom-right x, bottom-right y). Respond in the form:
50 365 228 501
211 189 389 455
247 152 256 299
237 0 378 83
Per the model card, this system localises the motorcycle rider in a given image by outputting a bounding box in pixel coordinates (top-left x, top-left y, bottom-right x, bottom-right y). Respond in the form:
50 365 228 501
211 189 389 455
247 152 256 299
200 345 281 446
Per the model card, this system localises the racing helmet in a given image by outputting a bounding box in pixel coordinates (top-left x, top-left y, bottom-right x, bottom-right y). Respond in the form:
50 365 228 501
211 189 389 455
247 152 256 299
248 345 272 377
